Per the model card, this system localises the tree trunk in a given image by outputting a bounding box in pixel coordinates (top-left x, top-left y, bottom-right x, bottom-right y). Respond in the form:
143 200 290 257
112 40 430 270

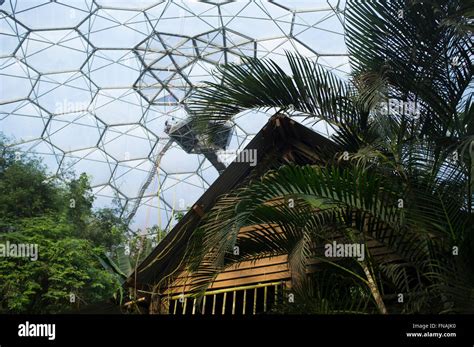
361 262 388 314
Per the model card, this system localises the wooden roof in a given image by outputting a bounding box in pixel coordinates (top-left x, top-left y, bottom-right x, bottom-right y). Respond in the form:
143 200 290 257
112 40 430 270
126 114 340 291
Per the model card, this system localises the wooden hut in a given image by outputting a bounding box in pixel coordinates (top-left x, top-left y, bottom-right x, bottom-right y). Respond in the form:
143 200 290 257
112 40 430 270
125 114 402 314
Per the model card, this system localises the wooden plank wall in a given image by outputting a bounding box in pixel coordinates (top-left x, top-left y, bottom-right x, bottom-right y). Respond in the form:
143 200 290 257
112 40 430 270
165 254 290 294
163 234 404 295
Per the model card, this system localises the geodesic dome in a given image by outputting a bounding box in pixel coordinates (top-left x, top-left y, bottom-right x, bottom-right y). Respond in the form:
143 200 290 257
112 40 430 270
0 0 349 232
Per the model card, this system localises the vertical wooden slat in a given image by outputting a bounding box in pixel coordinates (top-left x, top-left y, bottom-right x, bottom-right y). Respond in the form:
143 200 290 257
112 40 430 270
212 294 216 315
168 282 284 316
264 286 268 312
274 284 278 307
232 291 236 315
202 296 206 315
222 292 227 315
253 288 257 315
182 297 187 315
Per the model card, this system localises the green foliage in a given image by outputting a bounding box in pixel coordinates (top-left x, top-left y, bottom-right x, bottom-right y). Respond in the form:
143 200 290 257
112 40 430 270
0 139 127 313
66 173 94 234
0 216 120 313
102 225 166 285
129 235 154 270
0 156 62 223
272 270 375 314
86 208 128 252
173 211 186 223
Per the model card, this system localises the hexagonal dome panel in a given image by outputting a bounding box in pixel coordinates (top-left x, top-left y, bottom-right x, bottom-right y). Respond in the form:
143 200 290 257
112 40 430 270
0 0 349 232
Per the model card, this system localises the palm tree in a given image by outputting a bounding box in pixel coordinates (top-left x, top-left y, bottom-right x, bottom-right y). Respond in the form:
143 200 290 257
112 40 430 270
183 0 473 314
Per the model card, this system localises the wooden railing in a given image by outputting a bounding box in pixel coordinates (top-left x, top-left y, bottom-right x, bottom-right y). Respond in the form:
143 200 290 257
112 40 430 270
167 281 286 315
